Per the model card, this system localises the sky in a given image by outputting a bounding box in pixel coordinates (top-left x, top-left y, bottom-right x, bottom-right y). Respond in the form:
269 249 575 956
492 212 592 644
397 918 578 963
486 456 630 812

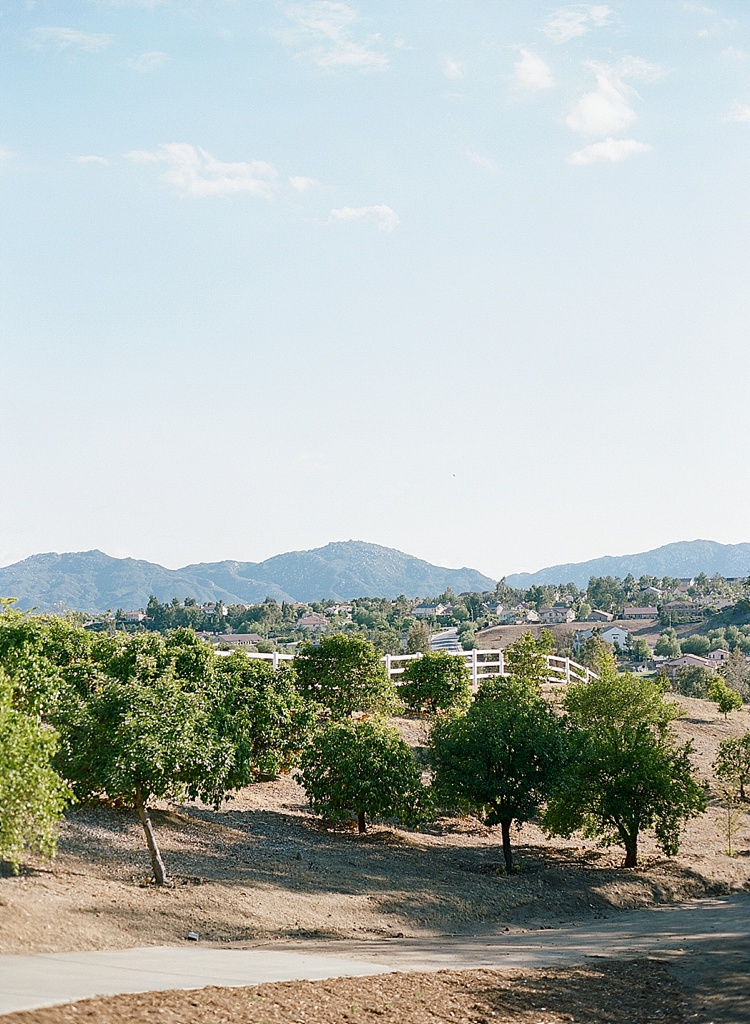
1 0 749 578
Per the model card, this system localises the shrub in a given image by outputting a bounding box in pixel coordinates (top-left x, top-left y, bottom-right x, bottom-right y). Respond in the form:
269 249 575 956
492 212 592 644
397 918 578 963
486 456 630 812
400 652 471 715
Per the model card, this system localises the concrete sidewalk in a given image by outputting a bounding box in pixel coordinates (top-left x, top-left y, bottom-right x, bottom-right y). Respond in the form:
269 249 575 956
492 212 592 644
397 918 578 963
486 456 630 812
1 894 748 1016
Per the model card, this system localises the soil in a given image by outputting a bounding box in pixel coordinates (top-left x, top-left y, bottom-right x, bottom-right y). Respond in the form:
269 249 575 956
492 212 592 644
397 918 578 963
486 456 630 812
2 696 750 1022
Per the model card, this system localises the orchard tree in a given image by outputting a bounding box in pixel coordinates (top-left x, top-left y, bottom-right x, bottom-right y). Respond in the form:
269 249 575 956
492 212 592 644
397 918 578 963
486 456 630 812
293 633 400 718
0 669 72 872
400 652 471 716
708 677 743 719
503 630 552 692
714 733 750 802
431 677 567 872
297 719 426 833
544 670 706 867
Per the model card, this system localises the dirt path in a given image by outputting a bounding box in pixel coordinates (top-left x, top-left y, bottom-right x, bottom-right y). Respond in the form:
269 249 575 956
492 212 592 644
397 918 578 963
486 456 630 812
1 894 748 1021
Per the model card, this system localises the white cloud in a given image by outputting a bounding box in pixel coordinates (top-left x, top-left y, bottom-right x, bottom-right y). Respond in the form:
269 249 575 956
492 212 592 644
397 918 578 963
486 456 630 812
73 154 108 165
543 5 612 45
722 47 749 62
614 55 668 82
30 27 112 52
283 3 388 71
289 175 322 191
514 48 554 90
726 100 750 122
0 147 15 168
443 57 463 80
125 144 279 199
329 204 399 232
567 137 652 165
126 50 168 73
566 68 636 135
466 151 497 170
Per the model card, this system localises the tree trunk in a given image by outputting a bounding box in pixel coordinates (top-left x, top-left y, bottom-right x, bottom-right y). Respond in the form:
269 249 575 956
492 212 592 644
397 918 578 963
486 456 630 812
623 834 638 868
135 785 169 885
357 810 367 834
500 820 514 874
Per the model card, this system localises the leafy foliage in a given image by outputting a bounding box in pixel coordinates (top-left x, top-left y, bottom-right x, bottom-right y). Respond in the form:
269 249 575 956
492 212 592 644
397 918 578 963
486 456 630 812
503 630 552 692
0 669 72 872
400 652 471 715
431 677 567 871
544 671 706 866
293 633 401 718
714 732 750 801
707 676 743 718
297 719 426 833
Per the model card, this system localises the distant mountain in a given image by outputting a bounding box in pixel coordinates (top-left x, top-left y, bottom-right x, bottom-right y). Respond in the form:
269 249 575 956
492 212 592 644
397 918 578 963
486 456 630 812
506 540 750 590
0 541 496 612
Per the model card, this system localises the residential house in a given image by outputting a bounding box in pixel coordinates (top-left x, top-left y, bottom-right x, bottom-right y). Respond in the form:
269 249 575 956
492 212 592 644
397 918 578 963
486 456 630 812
588 609 613 623
662 654 716 675
707 648 731 664
663 601 702 621
413 603 446 619
119 609 147 623
538 604 575 625
211 632 263 647
295 612 328 631
600 626 630 649
622 606 659 620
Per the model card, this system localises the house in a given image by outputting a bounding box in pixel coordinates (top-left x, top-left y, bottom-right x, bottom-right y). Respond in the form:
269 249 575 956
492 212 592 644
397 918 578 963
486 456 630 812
539 604 575 624
118 606 146 622
708 648 731 663
211 632 263 647
201 603 228 616
663 601 702 621
295 612 328 631
413 603 446 619
622 606 659 620
588 609 613 622
662 654 716 675
600 626 630 649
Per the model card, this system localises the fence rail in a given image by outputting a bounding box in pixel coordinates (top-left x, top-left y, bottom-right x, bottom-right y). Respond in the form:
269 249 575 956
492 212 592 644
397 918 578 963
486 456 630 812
220 647 597 688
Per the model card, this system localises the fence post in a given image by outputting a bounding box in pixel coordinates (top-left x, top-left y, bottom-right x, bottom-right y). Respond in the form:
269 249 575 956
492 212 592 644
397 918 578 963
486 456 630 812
385 653 392 679
272 651 279 670
472 648 478 688
565 658 571 685
498 648 504 676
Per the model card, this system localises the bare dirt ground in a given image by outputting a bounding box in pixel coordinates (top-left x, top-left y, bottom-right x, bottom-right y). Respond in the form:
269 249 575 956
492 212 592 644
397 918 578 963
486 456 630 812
2 696 750 1022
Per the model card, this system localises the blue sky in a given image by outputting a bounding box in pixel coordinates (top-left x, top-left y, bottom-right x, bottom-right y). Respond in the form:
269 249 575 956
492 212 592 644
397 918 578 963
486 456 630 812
1 1 749 577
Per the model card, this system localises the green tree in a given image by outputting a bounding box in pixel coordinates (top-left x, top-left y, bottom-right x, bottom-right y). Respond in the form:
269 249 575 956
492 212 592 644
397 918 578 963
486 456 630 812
0 669 72 872
503 630 551 692
671 665 714 699
681 634 711 656
654 630 682 658
544 671 706 867
431 678 567 872
708 677 743 719
720 648 750 701
400 652 472 716
293 633 400 718
405 620 431 655
297 719 426 833
714 733 750 802
629 638 652 663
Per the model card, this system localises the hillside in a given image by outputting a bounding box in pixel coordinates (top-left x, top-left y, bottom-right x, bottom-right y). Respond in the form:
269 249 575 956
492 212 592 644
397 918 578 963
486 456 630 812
506 539 750 589
0 541 496 612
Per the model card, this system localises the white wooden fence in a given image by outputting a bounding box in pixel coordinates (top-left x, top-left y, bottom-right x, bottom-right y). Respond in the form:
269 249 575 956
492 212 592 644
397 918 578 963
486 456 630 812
219 647 596 688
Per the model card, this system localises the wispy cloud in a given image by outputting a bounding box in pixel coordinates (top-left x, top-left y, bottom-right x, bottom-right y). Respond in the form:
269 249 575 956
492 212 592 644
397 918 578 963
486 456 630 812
126 50 168 73
289 175 323 192
566 59 665 136
725 100 750 122
73 154 108 165
30 27 112 53
514 48 554 90
543 5 612 45
282 3 388 71
721 46 749 62
329 204 399 231
466 151 497 171
0 147 15 169
568 137 651 165
443 57 463 80
125 144 279 198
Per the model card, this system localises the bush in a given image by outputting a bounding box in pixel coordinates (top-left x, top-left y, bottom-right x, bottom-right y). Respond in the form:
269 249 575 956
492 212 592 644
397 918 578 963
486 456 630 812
400 652 472 715
708 677 743 718
297 719 427 833
293 634 401 718
671 665 714 698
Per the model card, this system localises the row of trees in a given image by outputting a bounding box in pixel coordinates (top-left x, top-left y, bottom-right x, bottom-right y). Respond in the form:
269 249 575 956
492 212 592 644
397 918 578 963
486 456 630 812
0 602 712 882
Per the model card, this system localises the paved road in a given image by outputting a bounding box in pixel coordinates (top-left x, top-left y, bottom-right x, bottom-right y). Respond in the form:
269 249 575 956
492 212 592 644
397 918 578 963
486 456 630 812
1 894 748 1017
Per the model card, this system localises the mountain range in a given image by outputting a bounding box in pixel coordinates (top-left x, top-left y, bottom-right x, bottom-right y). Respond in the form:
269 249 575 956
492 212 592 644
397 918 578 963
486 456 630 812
2 538 749 614
0 542 496 612
505 539 750 590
